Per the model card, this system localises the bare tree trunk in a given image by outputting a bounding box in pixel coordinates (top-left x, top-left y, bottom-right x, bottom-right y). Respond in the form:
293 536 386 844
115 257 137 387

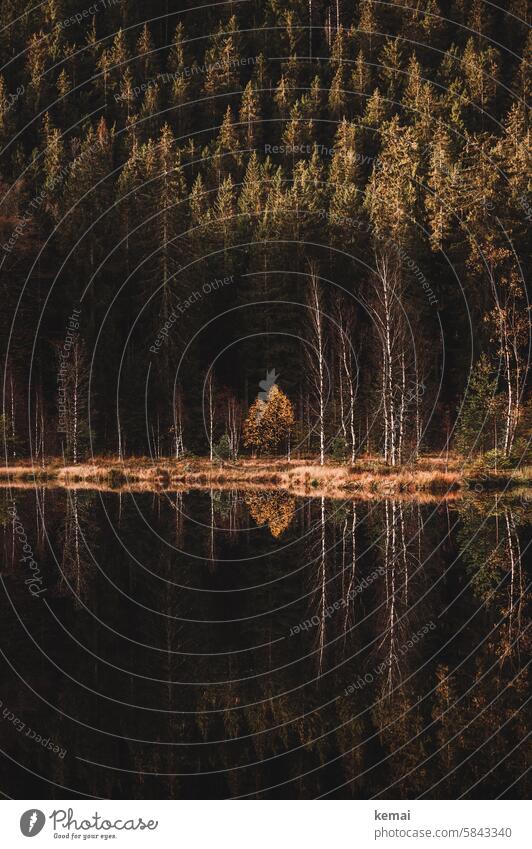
307 264 326 465
502 323 513 457
72 346 79 464
398 352 406 464
308 0 312 58
207 372 215 461
226 394 241 459
374 251 405 466
174 389 184 459
335 295 357 463
10 372 16 459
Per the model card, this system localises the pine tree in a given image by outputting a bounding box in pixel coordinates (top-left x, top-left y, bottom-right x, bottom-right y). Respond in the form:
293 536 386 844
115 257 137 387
204 15 241 104
328 119 361 242
239 80 260 149
351 50 372 114
136 23 158 81
328 66 348 119
357 0 379 58
238 152 264 223
425 127 459 251
456 354 498 456
41 112 65 217
378 38 404 100
214 105 241 176
364 117 420 244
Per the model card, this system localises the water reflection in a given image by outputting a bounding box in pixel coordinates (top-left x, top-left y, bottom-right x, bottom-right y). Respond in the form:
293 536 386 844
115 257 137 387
0 488 529 799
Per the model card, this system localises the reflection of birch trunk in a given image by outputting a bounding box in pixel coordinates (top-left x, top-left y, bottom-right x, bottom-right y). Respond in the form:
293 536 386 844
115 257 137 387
209 488 215 567
504 508 523 646
10 371 16 459
62 490 84 598
388 501 397 693
510 511 523 636
399 502 408 606
380 500 400 694
318 496 326 675
344 503 357 639
174 492 183 546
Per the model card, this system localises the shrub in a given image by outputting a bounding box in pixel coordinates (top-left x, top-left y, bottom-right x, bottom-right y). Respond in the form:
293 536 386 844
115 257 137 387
330 436 347 462
214 433 232 460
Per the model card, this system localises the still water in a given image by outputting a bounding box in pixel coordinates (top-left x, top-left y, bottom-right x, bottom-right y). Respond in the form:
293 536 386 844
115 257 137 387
0 488 529 799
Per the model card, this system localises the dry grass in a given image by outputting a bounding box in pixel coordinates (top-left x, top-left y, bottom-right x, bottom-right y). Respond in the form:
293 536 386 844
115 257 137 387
63 456 462 493
2 454 528 501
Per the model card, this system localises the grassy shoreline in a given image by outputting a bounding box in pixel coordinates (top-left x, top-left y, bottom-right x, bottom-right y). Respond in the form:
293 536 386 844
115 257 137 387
1 456 529 500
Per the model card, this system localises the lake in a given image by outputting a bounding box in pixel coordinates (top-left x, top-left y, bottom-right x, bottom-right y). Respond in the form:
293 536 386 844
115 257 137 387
0 488 529 799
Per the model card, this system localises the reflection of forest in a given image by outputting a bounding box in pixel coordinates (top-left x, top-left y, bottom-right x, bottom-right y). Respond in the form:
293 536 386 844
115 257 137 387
0 489 528 799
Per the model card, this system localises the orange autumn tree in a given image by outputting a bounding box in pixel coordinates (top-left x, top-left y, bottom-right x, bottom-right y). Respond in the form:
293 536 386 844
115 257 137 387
243 384 294 455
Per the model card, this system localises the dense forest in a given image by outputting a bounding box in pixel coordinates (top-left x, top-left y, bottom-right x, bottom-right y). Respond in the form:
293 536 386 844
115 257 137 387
0 0 530 465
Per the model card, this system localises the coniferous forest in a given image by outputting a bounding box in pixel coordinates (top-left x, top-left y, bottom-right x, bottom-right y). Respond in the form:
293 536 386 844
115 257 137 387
0 0 529 468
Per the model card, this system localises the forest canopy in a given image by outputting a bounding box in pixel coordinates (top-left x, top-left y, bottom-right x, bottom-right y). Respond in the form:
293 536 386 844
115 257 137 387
0 0 529 466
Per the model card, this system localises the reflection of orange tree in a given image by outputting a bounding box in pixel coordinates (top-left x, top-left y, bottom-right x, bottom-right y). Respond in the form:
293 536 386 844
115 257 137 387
243 384 294 455
244 491 296 538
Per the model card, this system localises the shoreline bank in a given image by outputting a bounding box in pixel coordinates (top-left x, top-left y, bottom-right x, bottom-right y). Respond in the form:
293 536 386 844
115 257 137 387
1 457 529 500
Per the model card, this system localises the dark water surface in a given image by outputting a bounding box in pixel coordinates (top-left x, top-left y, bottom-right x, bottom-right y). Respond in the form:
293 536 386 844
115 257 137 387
0 488 529 799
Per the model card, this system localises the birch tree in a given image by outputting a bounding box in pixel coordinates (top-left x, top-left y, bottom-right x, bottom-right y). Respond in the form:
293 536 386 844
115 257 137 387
333 293 357 463
306 263 327 465
372 251 405 465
